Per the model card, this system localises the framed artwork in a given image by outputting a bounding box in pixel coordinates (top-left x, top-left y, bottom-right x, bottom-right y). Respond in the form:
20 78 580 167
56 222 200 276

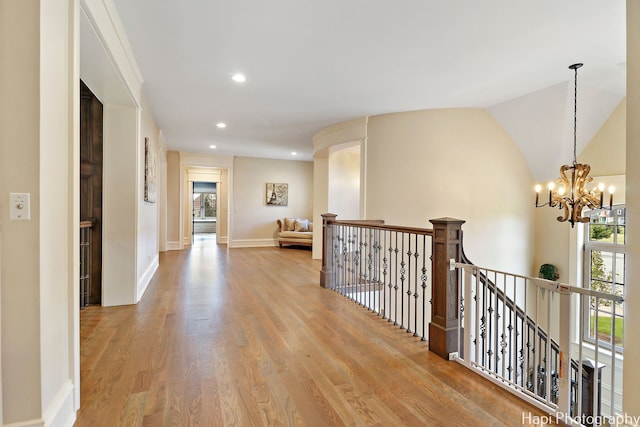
144 137 157 203
266 183 288 206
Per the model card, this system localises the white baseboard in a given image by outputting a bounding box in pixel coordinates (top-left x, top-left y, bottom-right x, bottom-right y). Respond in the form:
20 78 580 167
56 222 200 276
218 235 228 244
166 241 182 250
138 254 159 302
3 418 45 427
229 238 277 248
6 380 76 427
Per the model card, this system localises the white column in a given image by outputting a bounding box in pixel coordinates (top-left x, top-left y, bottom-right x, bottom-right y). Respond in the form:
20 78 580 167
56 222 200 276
623 0 640 417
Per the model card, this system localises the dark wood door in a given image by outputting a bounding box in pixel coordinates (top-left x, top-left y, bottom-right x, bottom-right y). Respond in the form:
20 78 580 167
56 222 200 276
80 80 103 305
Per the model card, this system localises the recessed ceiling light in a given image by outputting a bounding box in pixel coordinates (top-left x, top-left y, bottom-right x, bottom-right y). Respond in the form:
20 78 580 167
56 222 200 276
209 145 217 149
216 122 226 129
231 73 246 83
291 152 297 156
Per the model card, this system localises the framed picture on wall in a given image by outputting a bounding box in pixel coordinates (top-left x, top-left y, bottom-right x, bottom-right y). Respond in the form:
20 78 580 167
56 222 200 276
266 183 288 206
144 137 157 203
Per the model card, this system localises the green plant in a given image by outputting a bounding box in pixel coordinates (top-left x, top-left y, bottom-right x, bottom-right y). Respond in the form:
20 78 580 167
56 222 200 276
538 263 559 281
590 224 613 241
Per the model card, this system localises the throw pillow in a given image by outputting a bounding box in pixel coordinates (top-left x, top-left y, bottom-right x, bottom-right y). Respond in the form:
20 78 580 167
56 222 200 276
294 219 309 232
284 217 297 231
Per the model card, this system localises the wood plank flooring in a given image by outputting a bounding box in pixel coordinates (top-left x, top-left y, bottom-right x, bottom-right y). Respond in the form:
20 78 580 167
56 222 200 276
76 242 559 426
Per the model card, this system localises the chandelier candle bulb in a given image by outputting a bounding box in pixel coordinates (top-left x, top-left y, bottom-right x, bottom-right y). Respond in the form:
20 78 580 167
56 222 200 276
599 187 604 207
609 186 615 208
535 185 541 206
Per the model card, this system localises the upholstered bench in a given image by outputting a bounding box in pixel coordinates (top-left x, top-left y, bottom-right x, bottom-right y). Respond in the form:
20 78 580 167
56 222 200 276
277 217 313 247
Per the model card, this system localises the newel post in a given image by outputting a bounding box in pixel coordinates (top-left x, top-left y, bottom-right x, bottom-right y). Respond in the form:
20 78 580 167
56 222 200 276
429 217 465 359
320 213 337 288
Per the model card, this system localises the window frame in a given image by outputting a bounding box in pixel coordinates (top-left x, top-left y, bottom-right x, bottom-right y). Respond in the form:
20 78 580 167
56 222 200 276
582 206 626 353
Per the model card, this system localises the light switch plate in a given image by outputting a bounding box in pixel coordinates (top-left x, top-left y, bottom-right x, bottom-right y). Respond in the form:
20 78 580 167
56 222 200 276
9 193 30 220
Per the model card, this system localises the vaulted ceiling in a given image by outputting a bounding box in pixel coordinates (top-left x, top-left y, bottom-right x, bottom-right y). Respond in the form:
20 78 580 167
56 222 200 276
99 0 626 181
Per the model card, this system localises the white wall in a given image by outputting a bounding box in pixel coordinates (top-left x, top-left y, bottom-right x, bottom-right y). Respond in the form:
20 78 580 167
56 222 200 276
166 151 181 249
158 133 168 252
218 169 229 244
313 118 368 260
312 157 329 259
366 108 535 275
580 99 626 176
232 157 313 247
1 1 77 425
102 105 138 306
328 144 361 220
40 1 76 421
136 95 162 301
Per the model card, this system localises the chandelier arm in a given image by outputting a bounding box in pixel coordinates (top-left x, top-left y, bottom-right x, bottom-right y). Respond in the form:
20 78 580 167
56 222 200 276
556 199 570 223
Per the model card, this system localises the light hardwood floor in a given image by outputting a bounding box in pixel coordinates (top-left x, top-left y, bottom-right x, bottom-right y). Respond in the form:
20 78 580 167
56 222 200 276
76 242 559 426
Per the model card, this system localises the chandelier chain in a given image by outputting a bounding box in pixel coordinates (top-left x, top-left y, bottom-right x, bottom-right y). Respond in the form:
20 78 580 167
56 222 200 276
572 65 578 166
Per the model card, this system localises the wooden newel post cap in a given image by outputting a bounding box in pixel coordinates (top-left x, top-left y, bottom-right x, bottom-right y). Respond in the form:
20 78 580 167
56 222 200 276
429 217 465 227
321 213 338 221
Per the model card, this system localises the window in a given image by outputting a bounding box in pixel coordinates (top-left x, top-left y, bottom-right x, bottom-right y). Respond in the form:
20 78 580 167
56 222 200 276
583 207 625 350
193 193 217 219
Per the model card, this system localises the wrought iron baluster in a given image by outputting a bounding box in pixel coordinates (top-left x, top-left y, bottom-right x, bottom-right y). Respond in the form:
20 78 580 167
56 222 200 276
481 268 488 368
334 227 340 293
372 229 377 312
388 239 394 324
393 231 399 326
355 227 362 304
413 234 420 337
421 235 428 340
491 270 498 374
342 226 349 297
400 233 406 331
366 228 373 310
517 315 524 389
382 230 388 320
500 273 508 380
405 234 411 333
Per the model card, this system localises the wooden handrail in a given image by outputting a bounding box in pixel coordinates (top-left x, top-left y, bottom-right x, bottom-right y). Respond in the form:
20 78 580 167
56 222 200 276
326 218 435 237
80 218 96 229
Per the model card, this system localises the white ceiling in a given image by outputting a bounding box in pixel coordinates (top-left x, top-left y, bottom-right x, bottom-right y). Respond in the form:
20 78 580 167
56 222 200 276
102 0 626 180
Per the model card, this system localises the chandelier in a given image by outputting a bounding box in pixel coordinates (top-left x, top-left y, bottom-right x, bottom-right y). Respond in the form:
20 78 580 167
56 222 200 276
534 63 614 227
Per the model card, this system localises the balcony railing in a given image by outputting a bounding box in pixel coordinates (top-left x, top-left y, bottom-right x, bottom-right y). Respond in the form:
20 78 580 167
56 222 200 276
80 219 95 309
320 214 625 426
321 216 434 339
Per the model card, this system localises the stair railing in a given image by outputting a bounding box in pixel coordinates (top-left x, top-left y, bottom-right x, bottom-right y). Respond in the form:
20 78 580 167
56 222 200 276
454 262 623 426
